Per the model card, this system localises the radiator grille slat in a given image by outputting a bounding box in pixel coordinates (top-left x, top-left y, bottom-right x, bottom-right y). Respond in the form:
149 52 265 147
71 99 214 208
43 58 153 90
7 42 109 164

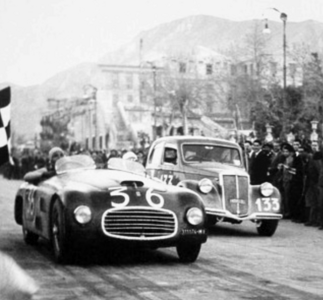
223 174 249 216
102 207 177 240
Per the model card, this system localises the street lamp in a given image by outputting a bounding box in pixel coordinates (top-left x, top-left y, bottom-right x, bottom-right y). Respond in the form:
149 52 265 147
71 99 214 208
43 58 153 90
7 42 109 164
265 123 274 142
310 120 319 142
263 8 288 137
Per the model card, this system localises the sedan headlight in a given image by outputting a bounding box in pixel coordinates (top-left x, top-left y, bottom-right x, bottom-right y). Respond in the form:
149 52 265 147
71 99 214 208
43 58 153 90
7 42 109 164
186 207 203 225
260 182 274 197
74 206 92 224
198 178 213 194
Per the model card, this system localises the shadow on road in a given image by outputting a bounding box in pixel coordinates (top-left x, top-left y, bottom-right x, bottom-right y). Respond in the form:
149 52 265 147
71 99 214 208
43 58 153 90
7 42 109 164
28 239 181 267
207 222 260 237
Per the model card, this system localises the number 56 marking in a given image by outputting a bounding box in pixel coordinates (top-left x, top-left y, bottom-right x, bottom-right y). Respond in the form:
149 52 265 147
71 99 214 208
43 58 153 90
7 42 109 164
110 187 164 208
255 198 280 211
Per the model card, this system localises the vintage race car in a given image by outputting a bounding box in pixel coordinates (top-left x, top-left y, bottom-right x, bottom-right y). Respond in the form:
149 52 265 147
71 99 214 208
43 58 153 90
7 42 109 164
14 155 207 263
146 136 283 236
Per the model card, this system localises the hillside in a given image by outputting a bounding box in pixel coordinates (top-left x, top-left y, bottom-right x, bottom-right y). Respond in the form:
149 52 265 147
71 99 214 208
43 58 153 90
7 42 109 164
99 15 323 64
3 15 323 142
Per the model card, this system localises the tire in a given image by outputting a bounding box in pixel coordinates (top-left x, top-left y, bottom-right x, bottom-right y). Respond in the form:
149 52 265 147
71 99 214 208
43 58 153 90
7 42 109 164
176 243 201 263
206 216 218 227
51 199 70 263
22 227 39 245
256 220 279 236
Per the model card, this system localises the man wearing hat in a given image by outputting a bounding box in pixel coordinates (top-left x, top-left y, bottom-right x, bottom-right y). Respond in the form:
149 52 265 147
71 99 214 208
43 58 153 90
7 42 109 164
24 147 65 183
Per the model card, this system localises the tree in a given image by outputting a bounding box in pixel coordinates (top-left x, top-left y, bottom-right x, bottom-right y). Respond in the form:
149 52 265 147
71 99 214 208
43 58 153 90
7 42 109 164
158 55 209 135
40 114 70 152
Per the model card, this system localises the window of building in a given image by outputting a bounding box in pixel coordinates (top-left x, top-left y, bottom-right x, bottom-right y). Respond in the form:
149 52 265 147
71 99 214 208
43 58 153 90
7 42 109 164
126 74 133 89
112 73 119 89
230 64 237 76
206 64 213 75
179 62 186 73
270 62 277 76
243 64 248 74
99 136 103 149
250 64 254 76
289 63 296 77
113 94 119 105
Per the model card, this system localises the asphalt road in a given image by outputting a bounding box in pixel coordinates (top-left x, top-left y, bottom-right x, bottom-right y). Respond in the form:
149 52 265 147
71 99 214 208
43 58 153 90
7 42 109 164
1 176 323 300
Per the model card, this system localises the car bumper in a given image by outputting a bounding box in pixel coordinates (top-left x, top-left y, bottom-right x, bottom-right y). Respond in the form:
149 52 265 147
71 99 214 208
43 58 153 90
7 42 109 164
206 208 283 221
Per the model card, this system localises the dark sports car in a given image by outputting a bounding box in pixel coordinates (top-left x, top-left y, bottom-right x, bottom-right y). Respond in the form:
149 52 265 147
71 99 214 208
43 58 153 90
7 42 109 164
146 136 283 236
14 155 207 263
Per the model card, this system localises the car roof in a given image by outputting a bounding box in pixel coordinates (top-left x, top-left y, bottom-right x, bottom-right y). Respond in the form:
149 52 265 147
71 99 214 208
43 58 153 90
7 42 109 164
153 136 240 148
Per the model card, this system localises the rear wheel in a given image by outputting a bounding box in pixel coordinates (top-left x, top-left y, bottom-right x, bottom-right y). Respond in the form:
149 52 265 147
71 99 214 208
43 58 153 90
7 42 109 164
51 199 70 263
22 200 39 245
176 243 201 263
256 220 279 236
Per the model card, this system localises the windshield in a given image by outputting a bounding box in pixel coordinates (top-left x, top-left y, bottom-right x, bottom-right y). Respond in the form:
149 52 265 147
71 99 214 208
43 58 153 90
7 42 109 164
56 155 96 174
107 158 146 176
182 144 242 167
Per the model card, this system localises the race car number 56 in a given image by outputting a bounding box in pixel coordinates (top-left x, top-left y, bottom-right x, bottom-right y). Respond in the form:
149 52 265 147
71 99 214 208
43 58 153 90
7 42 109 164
110 187 164 208
255 198 280 212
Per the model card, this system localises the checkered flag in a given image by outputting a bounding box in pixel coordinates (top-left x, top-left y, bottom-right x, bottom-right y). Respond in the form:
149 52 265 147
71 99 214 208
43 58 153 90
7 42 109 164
0 87 11 167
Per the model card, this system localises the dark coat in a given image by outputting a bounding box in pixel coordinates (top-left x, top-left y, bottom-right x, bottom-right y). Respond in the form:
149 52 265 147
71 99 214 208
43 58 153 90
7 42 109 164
249 150 271 185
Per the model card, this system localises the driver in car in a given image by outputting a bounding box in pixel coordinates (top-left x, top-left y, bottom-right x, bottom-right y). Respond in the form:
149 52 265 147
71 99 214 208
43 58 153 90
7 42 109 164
24 147 65 183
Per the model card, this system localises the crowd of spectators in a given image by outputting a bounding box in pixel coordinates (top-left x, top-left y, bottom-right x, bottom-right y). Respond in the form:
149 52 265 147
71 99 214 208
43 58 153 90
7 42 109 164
242 137 323 230
0 146 148 180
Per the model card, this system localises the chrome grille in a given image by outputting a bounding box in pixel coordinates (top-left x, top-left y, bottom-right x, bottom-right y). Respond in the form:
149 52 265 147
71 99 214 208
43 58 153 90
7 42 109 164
102 207 177 240
222 174 249 216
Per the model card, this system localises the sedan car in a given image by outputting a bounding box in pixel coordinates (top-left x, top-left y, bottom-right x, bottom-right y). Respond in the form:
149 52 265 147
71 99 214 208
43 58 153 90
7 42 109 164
14 155 207 263
145 136 282 236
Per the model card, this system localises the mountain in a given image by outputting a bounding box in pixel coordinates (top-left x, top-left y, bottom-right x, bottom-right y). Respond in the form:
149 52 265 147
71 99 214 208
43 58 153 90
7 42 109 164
100 15 323 64
3 15 323 143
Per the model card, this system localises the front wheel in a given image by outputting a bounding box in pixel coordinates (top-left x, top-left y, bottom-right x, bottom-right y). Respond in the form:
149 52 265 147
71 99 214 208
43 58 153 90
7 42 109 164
176 243 201 263
22 227 39 245
256 220 279 236
51 199 70 263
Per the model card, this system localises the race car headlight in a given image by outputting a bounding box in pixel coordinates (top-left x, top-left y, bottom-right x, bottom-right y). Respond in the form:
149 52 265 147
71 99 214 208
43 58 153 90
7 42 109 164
198 178 213 194
260 182 274 197
74 206 92 224
186 207 203 225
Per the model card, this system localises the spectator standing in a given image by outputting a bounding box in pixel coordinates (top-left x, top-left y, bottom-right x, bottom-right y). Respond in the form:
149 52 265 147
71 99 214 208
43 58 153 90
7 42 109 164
249 140 271 185
289 139 305 222
317 142 323 230
304 141 321 226
268 141 285 186
278 143 295 218
243 140 253 171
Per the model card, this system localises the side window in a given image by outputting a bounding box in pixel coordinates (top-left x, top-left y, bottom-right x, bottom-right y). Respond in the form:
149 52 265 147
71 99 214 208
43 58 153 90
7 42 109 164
147 144 164 166
164 148 178 165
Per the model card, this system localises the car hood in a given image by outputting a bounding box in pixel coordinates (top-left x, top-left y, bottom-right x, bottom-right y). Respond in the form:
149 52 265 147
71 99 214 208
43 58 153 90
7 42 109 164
59 169 167 192
182 162 247 177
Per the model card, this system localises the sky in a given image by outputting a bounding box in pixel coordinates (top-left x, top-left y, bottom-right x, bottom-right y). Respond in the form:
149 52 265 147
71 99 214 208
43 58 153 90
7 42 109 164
1 0 323 86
